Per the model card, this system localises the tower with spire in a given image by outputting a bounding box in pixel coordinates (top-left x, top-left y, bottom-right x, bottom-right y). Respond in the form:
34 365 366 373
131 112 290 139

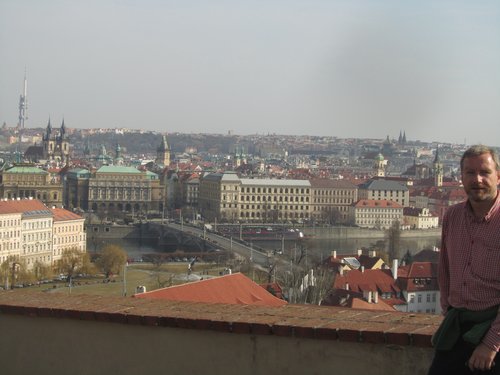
42 118 70 164
433 145 443 187
156 135 171 167
18 72 28 130
374 153 387 177
114 143 124 165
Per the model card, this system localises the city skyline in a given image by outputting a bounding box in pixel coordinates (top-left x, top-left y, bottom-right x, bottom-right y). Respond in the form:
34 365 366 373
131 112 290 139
1 1 499 145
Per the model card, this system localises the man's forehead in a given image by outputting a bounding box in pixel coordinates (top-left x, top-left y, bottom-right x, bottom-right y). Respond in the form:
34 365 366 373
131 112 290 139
462 153 498 170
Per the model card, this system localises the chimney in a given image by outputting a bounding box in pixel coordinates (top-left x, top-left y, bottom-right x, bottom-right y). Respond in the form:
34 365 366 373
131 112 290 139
369 250 376 258
363 290 372 303
361 266 365 273
331 250 337 259
345 283 349 291
392 259 398 280
357 249 362 256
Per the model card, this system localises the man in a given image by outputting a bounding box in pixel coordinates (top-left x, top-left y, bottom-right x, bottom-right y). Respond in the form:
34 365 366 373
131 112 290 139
429 145 500 374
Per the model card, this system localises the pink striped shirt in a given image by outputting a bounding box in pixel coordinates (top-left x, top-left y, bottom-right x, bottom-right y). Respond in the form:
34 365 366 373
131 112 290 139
439 192 500 352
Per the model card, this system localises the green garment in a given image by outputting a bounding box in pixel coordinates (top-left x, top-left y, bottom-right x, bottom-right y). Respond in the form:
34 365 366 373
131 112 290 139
432 306 498 351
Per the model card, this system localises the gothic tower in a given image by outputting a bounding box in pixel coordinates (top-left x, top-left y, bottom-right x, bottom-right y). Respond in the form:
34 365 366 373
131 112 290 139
433 146 443 187
42 118 70 164
156 135 171 167
374 153 387 177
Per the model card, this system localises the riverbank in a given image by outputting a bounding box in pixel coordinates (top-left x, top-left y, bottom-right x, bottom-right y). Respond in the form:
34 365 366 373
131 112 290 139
302 226 441 240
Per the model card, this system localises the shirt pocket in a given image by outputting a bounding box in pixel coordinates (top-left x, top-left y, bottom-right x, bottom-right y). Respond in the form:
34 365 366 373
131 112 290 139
471 246 500 282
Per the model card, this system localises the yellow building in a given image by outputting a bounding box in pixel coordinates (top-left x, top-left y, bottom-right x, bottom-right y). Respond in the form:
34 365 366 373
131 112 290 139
198 172 312 223
403 207 439 229
0 199 86 269
358 179 409 207
0 198 53 268
0 164 63 208
310 179 358 224
51 208 86 263
350 199 403 229
88 166 161 217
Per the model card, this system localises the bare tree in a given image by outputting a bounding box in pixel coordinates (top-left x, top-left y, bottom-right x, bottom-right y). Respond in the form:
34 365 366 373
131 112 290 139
58 247 85 280
33 260 53 283
386 220 401 262
96 244 128 278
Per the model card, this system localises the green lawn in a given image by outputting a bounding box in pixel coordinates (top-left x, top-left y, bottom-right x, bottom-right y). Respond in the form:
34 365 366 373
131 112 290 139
47 263 229 296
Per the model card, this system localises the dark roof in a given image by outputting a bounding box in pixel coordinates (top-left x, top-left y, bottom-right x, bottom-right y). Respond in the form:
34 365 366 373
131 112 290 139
358 179 408 191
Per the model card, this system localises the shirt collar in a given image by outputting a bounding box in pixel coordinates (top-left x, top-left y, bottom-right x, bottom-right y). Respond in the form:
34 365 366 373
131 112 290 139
466 191 500 222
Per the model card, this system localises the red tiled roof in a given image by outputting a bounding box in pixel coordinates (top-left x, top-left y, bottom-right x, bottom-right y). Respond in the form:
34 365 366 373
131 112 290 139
52 208 84 222
260 282 285 300
334 269 400 294
354 199 403 208
0 198 49 215
134 273 287 307
396 262 439 292
322 289 397 311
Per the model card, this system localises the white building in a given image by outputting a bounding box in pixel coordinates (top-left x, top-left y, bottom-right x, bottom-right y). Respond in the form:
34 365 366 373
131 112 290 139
0 198 86 269
396 262 441 314
350 199 403 229
403 207 439 229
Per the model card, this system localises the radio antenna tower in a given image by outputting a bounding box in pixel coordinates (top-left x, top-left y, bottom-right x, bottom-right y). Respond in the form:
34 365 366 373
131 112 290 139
15 71 28 163
18 70 28 130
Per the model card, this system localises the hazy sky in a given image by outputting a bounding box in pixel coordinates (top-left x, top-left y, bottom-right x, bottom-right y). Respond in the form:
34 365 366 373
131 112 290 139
1 0 499 144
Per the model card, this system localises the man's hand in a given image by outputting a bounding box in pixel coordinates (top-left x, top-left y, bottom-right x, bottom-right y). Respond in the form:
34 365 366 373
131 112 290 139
468 343 497 372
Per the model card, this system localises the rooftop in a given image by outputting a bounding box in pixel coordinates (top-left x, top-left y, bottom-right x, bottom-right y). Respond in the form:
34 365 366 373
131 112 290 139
134 273 287 307
0 290 440 347
0 198 51 215
0 290 438 374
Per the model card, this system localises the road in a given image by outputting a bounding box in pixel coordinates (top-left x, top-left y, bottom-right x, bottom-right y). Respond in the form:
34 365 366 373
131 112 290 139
166 222 277 270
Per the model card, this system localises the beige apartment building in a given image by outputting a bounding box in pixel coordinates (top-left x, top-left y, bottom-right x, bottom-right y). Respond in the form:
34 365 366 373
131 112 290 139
0 209 22 264
199 172 312 223
238 179 311 222
357 179 409 207
0 198 86 269
309 179 358 224
52 208 86 263
350 199 403 229
403 207 439 229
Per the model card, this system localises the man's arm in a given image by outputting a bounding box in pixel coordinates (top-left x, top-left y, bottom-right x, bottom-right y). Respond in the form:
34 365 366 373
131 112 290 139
468 307 499 371
437 218 450 314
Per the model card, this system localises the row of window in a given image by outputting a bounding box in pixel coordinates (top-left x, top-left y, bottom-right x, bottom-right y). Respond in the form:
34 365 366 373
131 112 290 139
313 198 353 204
7 192 58 200
408 292 437 304
238 195 309 203
55 225 84 233
239 211 309 219
313 190 355 196
23 232 51 242
0 219 20 227
23 221 52 230
54 235 85 244
23 243 51 254
224 185 311 195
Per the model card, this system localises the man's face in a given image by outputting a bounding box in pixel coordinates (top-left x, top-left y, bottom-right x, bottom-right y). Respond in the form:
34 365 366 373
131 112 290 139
461 153 500 203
